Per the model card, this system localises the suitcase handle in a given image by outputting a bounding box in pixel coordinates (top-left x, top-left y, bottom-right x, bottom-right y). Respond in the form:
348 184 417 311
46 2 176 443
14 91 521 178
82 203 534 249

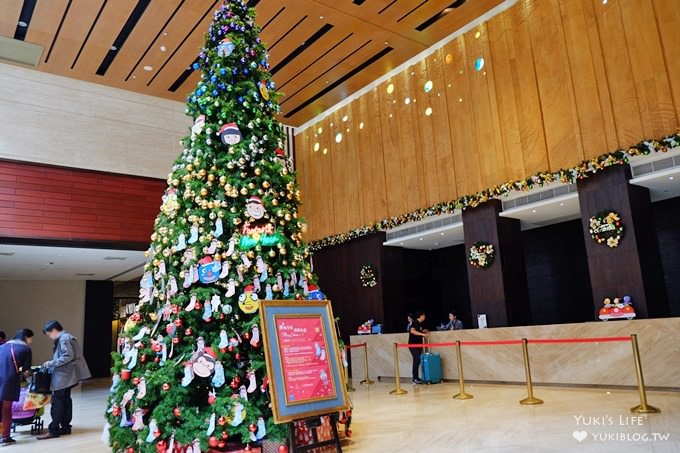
422 335 430 354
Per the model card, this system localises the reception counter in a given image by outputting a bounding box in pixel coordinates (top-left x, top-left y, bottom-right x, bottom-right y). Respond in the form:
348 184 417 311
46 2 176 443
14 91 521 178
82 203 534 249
349 318 680 389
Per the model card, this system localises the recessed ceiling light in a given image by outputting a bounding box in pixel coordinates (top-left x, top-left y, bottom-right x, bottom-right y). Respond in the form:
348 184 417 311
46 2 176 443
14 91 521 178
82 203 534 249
560 203 564 206
475 31 481 39
163 32 168 36
419 237 423 241
143 65 153 71
342 115 348 122
602 0 608 4
335 132 343 143
411 71 415 76
425 107 433 116
532 209 537 213
110 45 117 51
359 122 365 129
434 242 439 246
330 122 334 127
399 242 404 246
424 80 433 92
17 21 27 27
440 232 445 236
320 15 324 19
160 45 167 52
386 83 394 94
132 75 136 79
325 80 329 84
404 97 411 104
384 41 389 45
317 127 323 134
389 114 393 118
346 128 350 132
458 98 463 102
669 176 674 180
474 58 485 71
322 148 328 154
313 142 320 152
445 53 453 64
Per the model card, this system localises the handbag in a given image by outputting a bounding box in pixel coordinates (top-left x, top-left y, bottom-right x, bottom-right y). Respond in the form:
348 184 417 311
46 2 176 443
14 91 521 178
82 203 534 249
29 367 52 394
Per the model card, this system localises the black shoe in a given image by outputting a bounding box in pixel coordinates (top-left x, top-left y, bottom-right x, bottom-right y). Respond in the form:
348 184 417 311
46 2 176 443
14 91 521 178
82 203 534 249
412 379 423 385
60 429 72 435
0 437 16 447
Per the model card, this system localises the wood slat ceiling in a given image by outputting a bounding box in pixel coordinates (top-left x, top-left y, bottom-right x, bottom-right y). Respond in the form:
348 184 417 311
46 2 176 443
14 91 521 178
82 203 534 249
1 0 502 126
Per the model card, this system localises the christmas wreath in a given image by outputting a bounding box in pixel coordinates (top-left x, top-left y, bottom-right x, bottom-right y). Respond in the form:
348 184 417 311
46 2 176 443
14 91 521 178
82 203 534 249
469 242 495 269
589 210 624 248
360 264 378 287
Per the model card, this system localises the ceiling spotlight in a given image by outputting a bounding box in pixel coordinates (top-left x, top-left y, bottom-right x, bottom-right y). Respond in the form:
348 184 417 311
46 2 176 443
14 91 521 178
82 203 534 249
386 83 394 94
359 122 365 129
434 242 439 246
404 97 411 104
445 53 453 64
110 45 118 51
313 142 320 152
424 80 433 93
335 132 343 143
458 97 463 102
160 45 167 52
425 107 433 116
346 128 350 132
325 80 329 84
163 32 168 36
143 65 153 71
559 203 564 206
602 0 608 3
532 209 537 213
474 58 485 71
322 148 328 154
399 242 404 246
384 41 389 45
419 237 423 241
342 115 349 122
330 122 334 127
317 127 323 134
440 232 445 236
389 114 393 118
669 176 675 180
474 31 481 39
17 21 27 27
132 75 136 79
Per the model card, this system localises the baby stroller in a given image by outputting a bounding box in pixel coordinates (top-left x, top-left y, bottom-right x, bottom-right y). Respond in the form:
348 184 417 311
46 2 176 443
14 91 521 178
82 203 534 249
11 387 45 435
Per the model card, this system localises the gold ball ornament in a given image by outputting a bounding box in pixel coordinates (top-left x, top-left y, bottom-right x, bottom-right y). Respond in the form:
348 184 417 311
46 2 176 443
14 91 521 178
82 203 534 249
272 199 278 206
282 168 288 176
254 168 262 176
262 181 270 189
219 176 227 185
186 164 193 172
200 188 208 196
240 187 248 195
248 182 255 189
208 174 215 182
151 233 158 241
284 213 292 221
268 250 276 258
162 237 169 244
172 179 179 187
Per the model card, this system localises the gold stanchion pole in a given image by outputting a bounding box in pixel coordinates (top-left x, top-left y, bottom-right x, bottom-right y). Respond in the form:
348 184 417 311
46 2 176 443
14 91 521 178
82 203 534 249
629 334 660 414
452 340 473 400
360 343 374 385
344 347 356 392
519 338 543 405
389 343 407 395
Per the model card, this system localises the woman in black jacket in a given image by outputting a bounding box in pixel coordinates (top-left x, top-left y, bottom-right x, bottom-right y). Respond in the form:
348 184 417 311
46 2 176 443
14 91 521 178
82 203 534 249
0 329 33 447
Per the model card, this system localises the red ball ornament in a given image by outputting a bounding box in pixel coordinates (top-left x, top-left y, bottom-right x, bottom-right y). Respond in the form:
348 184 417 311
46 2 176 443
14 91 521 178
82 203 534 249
173 407 181 417
112 405 121 417
140 354 147 363
220 313 225 320
278 446 289 453
218 441 226 448
174 318 183 327
195 301 202 310
185 328 192 336
243 332 250 341
172 337 180 344
171 305 180 314
208 394 216 405
248 423 257 432
165 324 174 334
221 431 229 438
157 440 167 453
132 377 140 385
234 376 241 383
227 345 234 352
229 381 238 389
208 436 218 448
155 357 161 363
126 448 135 453
162 383 171 391
234 353 241 361
121 369 131 381
220 347 227 353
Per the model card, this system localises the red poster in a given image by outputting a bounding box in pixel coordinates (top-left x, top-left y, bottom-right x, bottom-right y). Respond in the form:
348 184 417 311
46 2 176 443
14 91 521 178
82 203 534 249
275 315 336 404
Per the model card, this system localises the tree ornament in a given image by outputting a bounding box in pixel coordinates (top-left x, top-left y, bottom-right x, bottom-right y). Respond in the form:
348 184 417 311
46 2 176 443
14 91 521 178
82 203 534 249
219 123 242 145
589 210 624 248
468 242 495 269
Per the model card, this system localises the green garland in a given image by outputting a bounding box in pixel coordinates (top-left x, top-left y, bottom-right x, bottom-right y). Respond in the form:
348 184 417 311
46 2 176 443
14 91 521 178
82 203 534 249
589 210 624 248
309 131 680 251
468 242 495 269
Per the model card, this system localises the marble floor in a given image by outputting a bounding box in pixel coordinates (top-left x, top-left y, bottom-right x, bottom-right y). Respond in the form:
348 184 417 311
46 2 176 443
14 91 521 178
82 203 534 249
5 379 679 452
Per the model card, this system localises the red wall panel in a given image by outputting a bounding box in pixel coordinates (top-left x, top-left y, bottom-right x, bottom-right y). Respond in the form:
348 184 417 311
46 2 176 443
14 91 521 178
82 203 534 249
0 160 165 248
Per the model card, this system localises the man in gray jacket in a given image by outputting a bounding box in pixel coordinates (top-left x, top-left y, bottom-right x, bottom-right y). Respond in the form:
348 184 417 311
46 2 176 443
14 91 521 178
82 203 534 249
37 320 91 440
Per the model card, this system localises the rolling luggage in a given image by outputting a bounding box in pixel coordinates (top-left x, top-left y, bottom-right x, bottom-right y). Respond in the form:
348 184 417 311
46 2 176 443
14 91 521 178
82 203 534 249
420 338 442 384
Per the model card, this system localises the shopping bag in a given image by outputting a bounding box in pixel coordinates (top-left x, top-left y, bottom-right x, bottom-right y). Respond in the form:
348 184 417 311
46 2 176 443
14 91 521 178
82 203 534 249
23 391 51 410
29 367 52 394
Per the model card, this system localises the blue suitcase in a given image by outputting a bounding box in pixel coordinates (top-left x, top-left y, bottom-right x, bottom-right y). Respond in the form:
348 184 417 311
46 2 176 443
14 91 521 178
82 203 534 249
421 352 442 384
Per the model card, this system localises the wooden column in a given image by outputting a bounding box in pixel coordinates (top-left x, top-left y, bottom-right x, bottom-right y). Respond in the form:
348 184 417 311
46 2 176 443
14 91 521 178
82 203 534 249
577 165 669 318
463 199 531 327
84 280 114 378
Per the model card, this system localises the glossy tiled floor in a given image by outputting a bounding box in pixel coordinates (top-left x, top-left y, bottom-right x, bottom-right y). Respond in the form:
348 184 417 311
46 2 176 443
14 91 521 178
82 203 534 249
5 379 679 452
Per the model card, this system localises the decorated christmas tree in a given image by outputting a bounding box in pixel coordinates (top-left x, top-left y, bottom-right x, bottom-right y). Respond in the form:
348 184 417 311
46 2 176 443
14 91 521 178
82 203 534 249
106 1 316 451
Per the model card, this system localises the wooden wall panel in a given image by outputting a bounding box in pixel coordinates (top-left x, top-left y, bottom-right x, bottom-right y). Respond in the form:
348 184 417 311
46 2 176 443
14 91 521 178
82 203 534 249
295 0 680 241
0 0 23 37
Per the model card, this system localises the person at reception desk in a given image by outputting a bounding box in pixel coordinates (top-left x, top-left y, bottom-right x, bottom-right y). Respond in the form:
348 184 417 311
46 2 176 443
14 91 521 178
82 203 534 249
439 311 463 331
409 311 429 384
406 314 413 333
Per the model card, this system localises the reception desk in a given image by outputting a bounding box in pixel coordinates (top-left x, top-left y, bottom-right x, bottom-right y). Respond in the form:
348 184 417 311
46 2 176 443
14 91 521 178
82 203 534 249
349 318 680 389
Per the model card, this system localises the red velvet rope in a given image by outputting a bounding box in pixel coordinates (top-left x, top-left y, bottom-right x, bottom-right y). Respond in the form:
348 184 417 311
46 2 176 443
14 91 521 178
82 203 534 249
345 343 367 349
391 336 632 349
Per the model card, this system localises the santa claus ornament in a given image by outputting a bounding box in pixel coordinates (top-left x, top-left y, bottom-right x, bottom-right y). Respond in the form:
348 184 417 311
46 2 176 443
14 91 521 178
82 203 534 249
219 123 242 145
245 196 265 220
191 115 205 139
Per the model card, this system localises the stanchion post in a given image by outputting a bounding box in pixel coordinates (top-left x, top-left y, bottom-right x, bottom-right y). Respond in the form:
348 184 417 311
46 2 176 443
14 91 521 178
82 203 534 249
344 347 356 392
453 340 473 400
629 334 660 414
389 343 407 395
360 343 374 386
519 338 543 405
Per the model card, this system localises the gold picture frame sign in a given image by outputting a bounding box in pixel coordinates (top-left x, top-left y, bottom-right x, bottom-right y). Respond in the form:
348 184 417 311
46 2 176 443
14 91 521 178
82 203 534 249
259 300 349 424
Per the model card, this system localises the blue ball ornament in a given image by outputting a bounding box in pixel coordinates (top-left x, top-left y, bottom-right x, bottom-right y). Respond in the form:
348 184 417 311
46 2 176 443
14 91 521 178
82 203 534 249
243 68 249 74
220 68 226 75
210 75 217 82
192 63 199 70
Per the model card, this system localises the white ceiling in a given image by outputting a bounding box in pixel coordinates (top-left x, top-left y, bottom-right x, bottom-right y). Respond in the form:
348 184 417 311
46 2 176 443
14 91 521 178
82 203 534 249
0 244 145 281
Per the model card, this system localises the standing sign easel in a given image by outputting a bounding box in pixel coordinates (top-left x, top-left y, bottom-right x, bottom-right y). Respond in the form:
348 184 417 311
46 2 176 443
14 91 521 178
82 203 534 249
259 300 349 452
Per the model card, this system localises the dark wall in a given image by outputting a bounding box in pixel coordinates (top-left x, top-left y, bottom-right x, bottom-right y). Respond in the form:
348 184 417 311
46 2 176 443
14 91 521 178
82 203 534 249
522 220 593 324
84 280 114 378
402 246 471 331
653 197 680 316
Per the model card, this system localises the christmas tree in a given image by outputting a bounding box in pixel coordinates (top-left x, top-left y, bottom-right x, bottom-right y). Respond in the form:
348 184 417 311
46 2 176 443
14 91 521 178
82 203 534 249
106 1 315 451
